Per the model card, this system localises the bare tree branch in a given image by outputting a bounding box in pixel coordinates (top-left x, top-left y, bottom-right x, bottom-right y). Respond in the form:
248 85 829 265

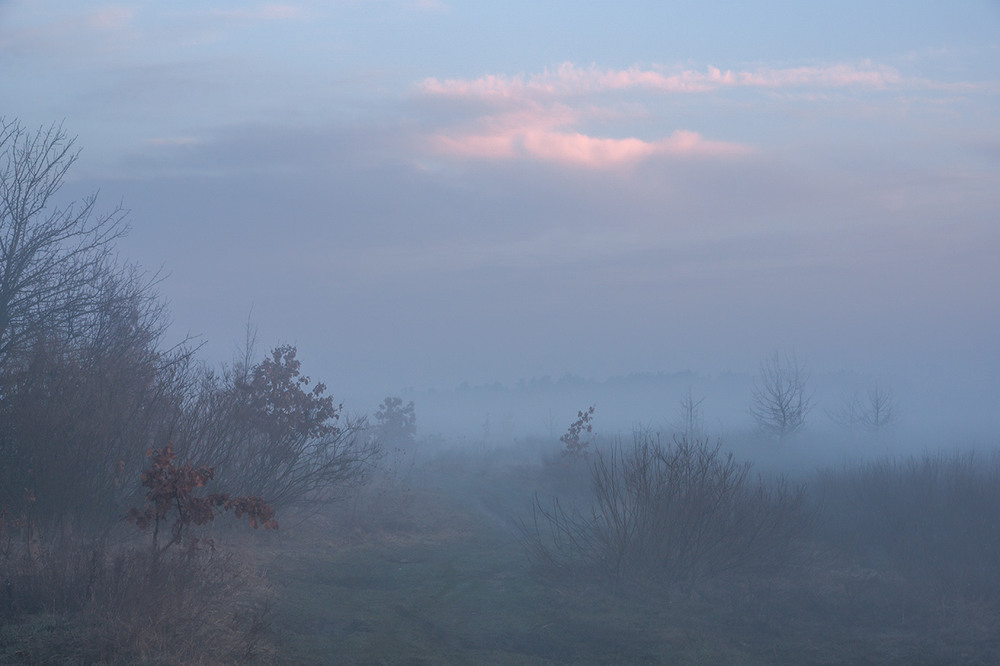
749 351 812 438
0 118 128 366
829 381 898 434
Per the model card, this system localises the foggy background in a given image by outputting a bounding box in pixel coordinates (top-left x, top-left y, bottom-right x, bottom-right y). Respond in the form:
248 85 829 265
4 0 998 451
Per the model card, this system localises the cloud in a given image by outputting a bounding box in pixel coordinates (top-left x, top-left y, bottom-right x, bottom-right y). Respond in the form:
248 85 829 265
0 3 302 66
418 61 992 170
419 61 904 101
429 124 750 167
418 62 773 168
736 62 900 88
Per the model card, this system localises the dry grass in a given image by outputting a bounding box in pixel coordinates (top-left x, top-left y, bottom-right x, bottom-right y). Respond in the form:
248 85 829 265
8 443 1000 664
1 531 273 664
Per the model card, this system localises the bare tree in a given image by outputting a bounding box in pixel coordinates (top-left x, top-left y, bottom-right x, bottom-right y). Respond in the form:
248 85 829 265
0 119 192 528
749 351 812 438
671 387 705 440
830 382 898 434
0 118 128 366
860 383 897 432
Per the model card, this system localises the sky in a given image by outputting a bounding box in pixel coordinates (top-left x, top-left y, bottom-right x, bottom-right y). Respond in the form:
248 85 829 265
1 1 999 424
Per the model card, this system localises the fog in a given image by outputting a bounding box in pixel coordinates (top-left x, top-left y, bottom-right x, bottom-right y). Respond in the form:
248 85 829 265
59 127 998 455
3 1 1000 662
400 366 998 466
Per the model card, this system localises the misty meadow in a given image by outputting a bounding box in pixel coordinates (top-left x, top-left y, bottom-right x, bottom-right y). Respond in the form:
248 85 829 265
2 1 1000 663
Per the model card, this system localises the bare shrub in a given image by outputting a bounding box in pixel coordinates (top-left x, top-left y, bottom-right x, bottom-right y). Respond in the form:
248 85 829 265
523 433 806 589
671 388 705 441
0 119 186 530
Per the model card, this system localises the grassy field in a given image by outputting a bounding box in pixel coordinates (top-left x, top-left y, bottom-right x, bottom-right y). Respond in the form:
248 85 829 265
256 446 1000 665
5 442 1000 664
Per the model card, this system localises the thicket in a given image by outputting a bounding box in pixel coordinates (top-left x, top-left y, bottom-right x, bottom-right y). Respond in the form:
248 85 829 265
0 119 381 528
173 340 381 510
0 117 380 661
0 268 187 529
523 432 807 590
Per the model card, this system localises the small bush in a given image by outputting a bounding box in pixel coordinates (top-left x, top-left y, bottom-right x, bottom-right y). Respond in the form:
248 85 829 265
127 443 277 551
558 405 595 463
523 433 807 589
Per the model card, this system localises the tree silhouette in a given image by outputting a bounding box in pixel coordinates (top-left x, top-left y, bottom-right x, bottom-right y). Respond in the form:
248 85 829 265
176 343 381 507
0 118 129 366
749 351 812 438
374 396 416 449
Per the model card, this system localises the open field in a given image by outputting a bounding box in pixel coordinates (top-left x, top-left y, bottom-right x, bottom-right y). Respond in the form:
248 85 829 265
265 441 1000 664
5 440 1000 664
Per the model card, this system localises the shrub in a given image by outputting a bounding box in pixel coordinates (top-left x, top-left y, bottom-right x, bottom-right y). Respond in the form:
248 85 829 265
1 445 276 663
749 350 812 438
0 118 193 532
523 433 806 589
175 343 382 509
557 405 595 463
127 443 277 552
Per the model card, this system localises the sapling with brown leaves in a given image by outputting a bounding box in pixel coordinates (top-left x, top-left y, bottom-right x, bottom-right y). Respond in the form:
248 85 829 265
127 443 277 552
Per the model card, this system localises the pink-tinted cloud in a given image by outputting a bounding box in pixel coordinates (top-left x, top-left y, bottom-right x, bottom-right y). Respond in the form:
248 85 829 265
420 62 764 168
736 62 901 88
418 58 939 168
432 133 516 160
419 61 903 101
523 132 657 166
428 120 751 168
